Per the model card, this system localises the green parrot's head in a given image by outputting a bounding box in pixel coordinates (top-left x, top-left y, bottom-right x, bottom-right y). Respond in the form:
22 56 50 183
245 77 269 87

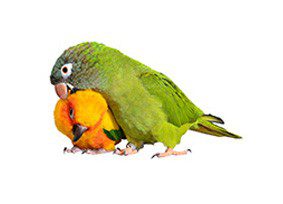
50 42 102 99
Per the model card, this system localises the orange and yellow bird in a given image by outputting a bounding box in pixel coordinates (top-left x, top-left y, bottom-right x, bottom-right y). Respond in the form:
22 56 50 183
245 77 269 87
54 89 124 154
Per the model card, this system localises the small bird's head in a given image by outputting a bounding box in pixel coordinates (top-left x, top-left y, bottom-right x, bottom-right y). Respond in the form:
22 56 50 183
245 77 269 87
54 89 108 143
50 42 104 99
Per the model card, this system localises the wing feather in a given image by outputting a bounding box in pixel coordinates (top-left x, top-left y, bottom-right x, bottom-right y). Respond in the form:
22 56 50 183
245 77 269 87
139 71 203 127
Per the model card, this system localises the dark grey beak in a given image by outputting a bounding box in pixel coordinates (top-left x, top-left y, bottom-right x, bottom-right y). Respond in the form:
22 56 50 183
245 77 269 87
72 124 88 142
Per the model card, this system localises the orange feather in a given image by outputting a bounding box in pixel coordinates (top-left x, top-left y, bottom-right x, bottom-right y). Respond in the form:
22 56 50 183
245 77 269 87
54 89 120 151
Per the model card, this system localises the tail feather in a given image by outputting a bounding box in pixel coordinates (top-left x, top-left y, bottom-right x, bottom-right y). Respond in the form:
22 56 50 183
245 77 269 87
191 114 241 139
201 114 225 124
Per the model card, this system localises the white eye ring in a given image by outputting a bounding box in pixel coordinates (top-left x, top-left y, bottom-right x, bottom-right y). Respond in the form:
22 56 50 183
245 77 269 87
61 63 73 79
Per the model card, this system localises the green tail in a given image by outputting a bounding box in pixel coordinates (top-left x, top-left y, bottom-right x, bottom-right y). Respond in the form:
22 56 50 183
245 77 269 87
191 114 242 139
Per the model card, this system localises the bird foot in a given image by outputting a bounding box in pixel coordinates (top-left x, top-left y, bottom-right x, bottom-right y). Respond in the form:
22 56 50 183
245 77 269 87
82 149 110 155
63 146 82 154
152 148 191 159
114 143 140 156
114 147 138 156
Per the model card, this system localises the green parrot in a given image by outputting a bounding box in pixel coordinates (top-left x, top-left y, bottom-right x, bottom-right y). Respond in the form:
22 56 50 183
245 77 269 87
50 42 241 158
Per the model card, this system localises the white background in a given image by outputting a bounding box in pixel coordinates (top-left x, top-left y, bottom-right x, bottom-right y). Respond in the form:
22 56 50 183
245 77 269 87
0 0 282 203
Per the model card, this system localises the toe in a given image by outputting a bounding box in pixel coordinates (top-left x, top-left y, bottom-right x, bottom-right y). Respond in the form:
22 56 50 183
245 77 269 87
114 148 124 155
123 148 131 156
124 148 138 156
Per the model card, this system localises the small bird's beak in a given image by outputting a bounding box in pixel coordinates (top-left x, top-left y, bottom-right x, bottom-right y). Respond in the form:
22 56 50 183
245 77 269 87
72 124 88 142
55 83 68 99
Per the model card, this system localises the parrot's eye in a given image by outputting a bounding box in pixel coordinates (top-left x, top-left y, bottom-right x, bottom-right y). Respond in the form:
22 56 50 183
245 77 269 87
69 108 74 119
61 63 73 79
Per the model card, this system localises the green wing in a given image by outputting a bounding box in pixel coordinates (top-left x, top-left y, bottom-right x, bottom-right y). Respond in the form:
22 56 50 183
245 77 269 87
139 71 204 127
103 129 126 141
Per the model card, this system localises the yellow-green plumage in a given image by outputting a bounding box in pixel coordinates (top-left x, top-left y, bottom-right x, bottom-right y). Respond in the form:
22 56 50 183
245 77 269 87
50 42 241 149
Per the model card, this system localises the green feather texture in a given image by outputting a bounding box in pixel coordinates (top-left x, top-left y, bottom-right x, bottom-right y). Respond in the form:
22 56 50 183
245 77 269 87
191 115 241 139
51 42 241 148
103 129 125 141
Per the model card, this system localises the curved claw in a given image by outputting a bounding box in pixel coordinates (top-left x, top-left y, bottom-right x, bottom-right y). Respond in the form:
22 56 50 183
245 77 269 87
63 147 67 154
187 149 192 153
151 153 160 159
82 150 87 154
113 148 122 155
